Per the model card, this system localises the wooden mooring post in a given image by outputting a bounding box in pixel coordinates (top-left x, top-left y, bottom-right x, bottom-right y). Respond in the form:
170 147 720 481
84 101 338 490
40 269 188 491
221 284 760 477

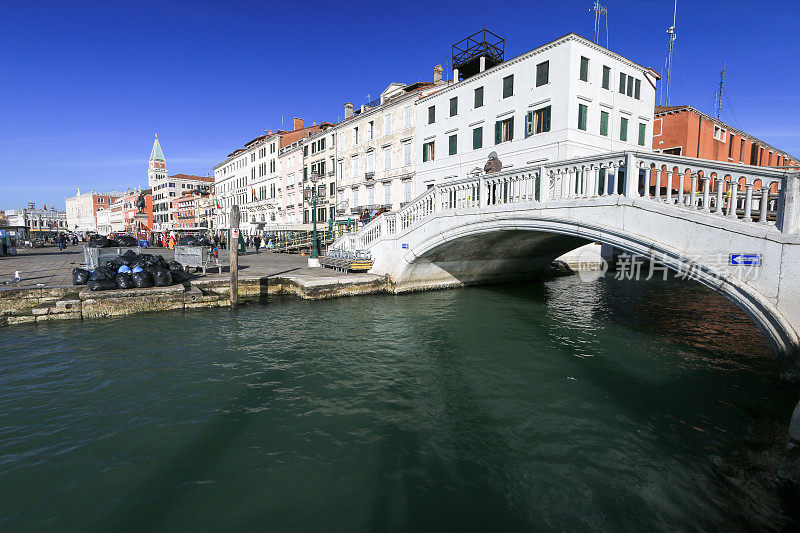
229 205 239 309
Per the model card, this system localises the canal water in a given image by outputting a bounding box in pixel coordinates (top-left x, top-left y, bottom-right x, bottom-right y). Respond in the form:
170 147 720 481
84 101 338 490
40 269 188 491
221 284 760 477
1 273 798 531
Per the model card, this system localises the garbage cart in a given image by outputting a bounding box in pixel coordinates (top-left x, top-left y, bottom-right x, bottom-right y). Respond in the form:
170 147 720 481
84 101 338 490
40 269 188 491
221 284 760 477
174 245 223 275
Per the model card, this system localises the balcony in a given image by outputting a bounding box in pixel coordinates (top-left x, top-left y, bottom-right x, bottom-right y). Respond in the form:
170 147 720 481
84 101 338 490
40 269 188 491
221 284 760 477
365 172 375 181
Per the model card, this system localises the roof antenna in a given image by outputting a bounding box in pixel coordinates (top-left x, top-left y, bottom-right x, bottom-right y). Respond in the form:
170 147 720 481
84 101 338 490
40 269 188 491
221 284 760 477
717 60 725 120
664 0 678 106
590 1 608 46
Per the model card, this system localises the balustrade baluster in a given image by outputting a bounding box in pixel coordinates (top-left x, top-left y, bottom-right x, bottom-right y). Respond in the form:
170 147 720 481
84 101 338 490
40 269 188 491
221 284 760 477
702 177 711 211
728 181 739 219
715 178 725 215
678 171 685 206
654 170 662 201
665 171 673 203
743 184 754 222
759 186 770 223
689 173 697 208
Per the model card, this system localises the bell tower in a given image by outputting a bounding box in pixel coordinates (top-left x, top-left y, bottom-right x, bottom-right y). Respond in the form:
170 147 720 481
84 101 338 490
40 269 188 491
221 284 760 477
148 134 167 189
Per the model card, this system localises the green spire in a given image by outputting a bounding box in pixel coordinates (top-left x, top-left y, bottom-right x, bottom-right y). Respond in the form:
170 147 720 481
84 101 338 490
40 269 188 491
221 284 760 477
150 134 164 161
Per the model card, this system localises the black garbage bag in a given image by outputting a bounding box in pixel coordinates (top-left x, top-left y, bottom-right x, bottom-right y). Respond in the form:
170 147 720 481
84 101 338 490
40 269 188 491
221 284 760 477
129 258 146 270
121 249 138 262
72 268 90 285
88 236 109 248
87 279 117 291
106 238 120 247
178 235 197 245
196 237 211 246
168 261 183 272
144 264 162 275
156 256 169 269
139 253 154 263
145 255 160 266
111 256 128 268
118 235 138 246
104 260 119 272
114 273 134 289
89 266 114 281
132 271 154 288
152 269 173 287
170 269 190 283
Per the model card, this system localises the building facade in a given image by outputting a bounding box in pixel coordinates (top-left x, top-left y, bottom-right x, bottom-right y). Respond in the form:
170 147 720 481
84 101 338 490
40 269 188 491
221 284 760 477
170 191 211 230
278 139 305 226
413 33 659 192
5 203 68 237
121 188 153 235
302 128 338 225
213 118 329 234
653 105 799 168
331 77 447 222
65 190 122 234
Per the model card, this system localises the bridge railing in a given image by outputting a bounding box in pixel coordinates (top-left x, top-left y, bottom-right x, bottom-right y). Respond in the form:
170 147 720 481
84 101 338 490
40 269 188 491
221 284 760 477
333 151 800 251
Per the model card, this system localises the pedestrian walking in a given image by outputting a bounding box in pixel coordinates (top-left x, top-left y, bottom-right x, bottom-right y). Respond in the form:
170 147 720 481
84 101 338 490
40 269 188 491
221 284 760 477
254 234 261 252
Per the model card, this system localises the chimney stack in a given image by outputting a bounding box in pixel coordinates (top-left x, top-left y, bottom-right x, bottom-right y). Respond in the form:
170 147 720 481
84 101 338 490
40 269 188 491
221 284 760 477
433 64 443 83
293 117 304 131
344 102 354 119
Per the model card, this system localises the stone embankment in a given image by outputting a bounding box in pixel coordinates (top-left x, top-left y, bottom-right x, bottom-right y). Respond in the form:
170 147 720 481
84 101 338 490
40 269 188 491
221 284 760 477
0 274 388 326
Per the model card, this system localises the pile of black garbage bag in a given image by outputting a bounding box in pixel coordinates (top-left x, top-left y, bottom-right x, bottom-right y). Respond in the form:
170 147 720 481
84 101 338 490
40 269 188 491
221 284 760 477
87 235 138 247
73 250 191 291
178 235 212 246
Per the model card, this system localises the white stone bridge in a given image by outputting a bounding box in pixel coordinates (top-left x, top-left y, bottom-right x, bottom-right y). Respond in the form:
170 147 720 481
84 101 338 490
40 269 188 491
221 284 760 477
334 151 800 380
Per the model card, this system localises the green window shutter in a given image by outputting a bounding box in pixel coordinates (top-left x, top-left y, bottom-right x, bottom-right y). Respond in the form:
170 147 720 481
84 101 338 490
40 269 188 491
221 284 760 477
495 121 502 144
620 118 628 141
627 76 634 96
428 106 435 124
578 104 587 131
544 106 551 132
600 111 609 136
503 75 513 98
619 73 626 93
450 97 457 117
638 123 646 146
524 111 531 137
580 57 589 81
473 127 483 149
508 117 514 141
449 134 457 155
474 87 483 108
634 79 641 100
536 61 549 86
602 66 610 89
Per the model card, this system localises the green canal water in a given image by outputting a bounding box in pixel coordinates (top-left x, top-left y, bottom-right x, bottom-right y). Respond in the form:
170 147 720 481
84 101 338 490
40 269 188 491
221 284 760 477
1 273 798 531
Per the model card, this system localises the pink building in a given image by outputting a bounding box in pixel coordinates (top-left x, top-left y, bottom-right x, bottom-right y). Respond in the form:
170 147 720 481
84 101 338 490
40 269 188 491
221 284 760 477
277 139 305 225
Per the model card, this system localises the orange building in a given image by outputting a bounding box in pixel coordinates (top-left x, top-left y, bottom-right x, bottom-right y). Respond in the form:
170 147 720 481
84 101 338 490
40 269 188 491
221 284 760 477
170 191 208 230
653 105 798 168
121 189 153 235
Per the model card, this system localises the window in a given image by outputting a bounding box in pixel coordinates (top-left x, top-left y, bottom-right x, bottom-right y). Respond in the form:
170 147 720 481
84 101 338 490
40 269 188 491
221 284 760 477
619 73 626 94
404 106 412 127
403 181 412 202
384 184 391 205
502 75 514 98
367 187 374 206
474 86 484 108
428 106 435 124
368 121 374 140
495 117 514 144
473 127 483 149
578 104 588 131
422 141 435 162
626 76 634 97
448 134 457 155
403 143 412 165
352 155 359 177
449 97 458 117
353 127 359 144
384 113 392 135
526 106 551 136
713 125 726 141
600 111 609 136
580 56 589 81
366 152 374 173
638 123 646 146
330 182 335 196
728 134 735 158
383 147 391 170
740 138 745 162
620 117 628 141
534 60 549 87
634 79 641 100
602 66 611 89
352 189 359 207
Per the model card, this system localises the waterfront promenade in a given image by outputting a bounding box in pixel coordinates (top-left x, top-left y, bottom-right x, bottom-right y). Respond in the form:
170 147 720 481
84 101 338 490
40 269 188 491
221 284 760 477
0 245 359 289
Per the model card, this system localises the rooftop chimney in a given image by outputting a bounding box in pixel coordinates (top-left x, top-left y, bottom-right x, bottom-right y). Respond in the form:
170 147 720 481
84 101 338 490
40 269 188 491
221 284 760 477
344 102 354 119
293 117 304 131
434 64 443 83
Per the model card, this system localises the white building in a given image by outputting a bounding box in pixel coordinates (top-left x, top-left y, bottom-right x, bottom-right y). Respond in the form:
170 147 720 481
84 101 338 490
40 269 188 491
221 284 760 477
413 33 659 191
277 138 305 226
5 203 68 236
213 119 329 234
147 135 214 232
65 190 122 234
333 73 447 221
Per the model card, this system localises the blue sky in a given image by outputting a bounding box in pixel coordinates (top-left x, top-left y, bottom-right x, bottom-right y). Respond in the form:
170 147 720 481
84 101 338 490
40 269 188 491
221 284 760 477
1 0 798 211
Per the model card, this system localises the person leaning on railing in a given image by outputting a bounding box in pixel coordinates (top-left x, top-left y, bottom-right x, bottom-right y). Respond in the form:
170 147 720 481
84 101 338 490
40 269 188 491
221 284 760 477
484 151 502 174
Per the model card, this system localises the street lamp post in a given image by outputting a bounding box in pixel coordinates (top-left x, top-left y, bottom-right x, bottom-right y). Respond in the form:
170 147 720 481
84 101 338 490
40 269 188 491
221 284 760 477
308 172 321 267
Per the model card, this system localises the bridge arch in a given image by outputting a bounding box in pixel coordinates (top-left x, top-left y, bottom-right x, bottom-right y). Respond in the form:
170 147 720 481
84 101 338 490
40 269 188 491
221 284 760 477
391 215 800 380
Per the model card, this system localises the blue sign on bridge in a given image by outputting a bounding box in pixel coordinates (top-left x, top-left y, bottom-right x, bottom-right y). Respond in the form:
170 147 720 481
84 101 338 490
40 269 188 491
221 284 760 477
729 254 761 266
402 244 409 249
